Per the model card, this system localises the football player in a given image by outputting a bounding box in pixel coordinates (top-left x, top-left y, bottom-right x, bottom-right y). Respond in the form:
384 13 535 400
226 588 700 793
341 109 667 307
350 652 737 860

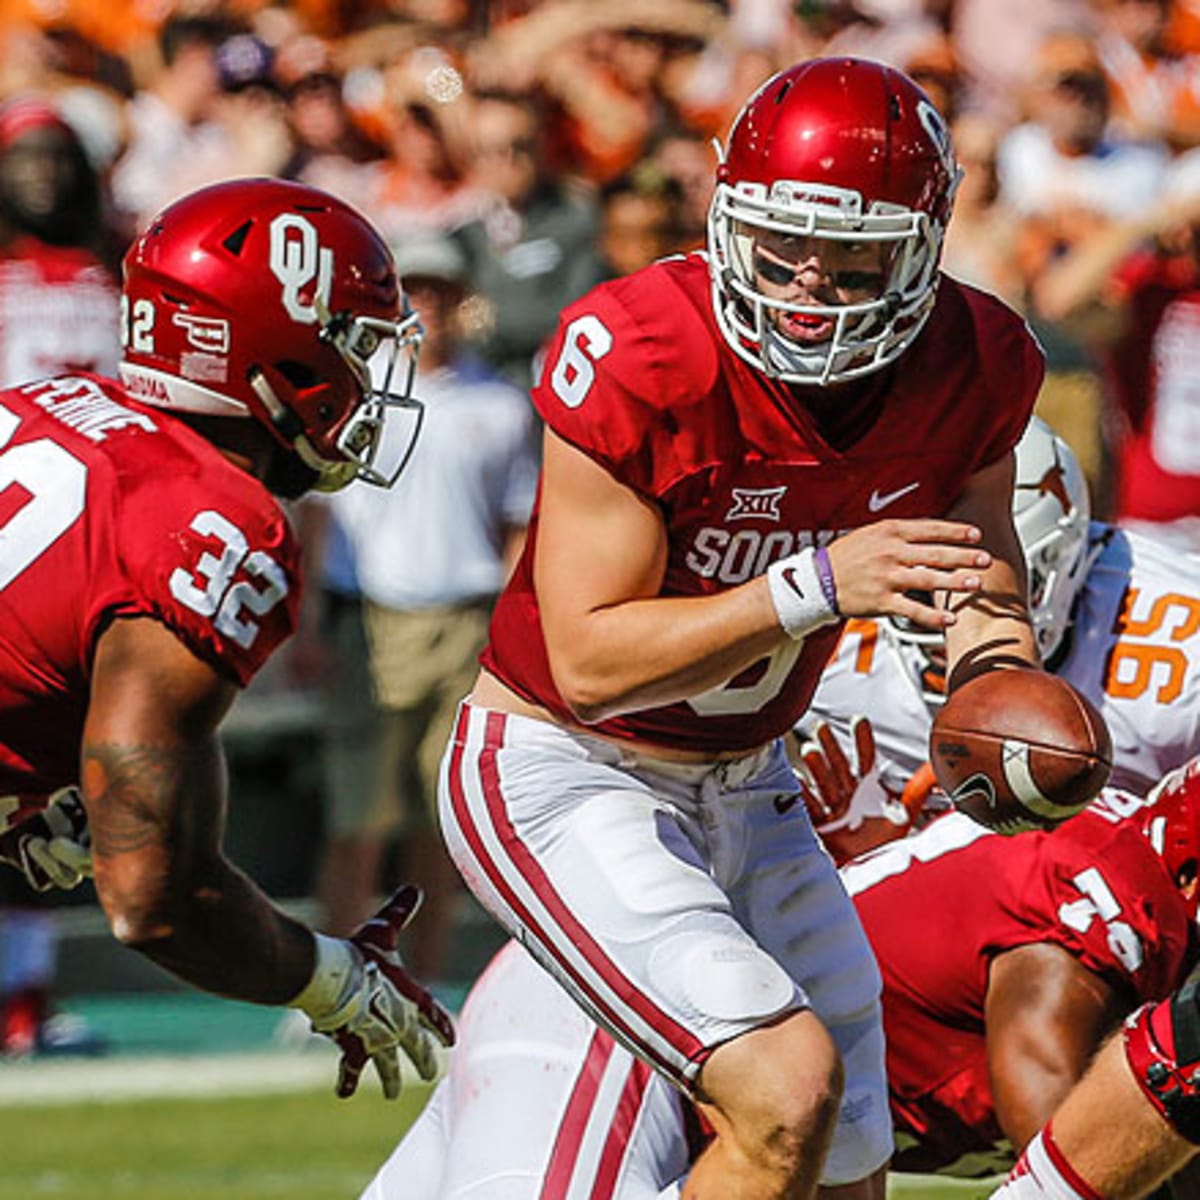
439 57 1048 1199
0 176 453 1097
800 416 1200 863
363 766 1200 1198
987 779 1200 1200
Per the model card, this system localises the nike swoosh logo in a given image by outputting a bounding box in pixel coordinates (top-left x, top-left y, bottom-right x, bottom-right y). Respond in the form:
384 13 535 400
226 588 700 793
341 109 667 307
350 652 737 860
780 566 806 598
868 481 920 512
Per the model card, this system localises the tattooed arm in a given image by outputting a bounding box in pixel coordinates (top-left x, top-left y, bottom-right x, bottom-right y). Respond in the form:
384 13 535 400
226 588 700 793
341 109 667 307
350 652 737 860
83 615 315 1003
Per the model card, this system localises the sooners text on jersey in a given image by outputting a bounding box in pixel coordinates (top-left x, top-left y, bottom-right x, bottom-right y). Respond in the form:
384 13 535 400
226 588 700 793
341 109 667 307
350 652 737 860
483 253 1043 754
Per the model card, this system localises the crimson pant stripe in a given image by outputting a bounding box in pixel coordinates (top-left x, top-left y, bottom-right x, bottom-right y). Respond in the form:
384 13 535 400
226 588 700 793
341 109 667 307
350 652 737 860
445 713 677 1080
539 1028 613 1200
476 711 702 1065
589 1056 655 1200
446 707 701 1082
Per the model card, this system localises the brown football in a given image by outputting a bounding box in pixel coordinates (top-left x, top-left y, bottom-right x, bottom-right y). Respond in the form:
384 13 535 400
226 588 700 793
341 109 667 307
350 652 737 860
929 670 1113 834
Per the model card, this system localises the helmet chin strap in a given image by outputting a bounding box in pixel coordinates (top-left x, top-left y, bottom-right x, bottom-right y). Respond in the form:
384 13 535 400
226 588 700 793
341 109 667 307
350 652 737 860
248 369 351 492
763 325 834 382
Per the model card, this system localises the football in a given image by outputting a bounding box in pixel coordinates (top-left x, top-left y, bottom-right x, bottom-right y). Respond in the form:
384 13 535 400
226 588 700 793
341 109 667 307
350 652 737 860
929 670 1113 834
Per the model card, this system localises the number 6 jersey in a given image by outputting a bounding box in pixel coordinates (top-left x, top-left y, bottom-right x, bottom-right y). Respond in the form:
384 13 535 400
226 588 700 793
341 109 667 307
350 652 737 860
483 254 1041 754
0 374 300 798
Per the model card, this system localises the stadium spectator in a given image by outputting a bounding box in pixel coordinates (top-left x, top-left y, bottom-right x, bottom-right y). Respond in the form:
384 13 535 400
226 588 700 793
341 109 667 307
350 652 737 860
998 29 1170 260
0 93 120 1057
326 229 537 981
1092 0 1200 149
437 58 1044 1200
0 176 452 1097
644 123 713 252
363 773 1200 1197
1029 164 1200 547
996 29 1168 508
453 89 606 388
108 15 229 235
597 168 682 278
358 42 482 244
276 34 382 206
940 112 1023 307
950 0 1093 119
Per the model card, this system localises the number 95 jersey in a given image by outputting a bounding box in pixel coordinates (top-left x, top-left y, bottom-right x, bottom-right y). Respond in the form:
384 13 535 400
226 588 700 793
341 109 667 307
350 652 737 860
0 374 300 798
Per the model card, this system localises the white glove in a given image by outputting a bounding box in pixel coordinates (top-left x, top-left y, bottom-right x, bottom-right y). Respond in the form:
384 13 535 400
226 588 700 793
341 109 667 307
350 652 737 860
796 717 911 834
0 787 92 891
291 886 455 1099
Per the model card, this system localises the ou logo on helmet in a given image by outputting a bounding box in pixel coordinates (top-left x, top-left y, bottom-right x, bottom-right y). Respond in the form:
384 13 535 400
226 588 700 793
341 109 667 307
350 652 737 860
269 213 333 326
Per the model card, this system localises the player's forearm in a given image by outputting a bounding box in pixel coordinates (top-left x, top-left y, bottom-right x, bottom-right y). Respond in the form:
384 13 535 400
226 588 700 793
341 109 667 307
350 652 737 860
943 571 1039 691
112 856 317 1004
84 736 315 1004
546 583 789 723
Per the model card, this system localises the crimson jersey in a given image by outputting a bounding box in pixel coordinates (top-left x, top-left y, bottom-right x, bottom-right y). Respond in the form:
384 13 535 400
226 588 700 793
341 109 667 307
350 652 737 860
843 809 1195 1177
0 374 300 804
1104 250 1200 526
483 253 1042 754
0 238 120 385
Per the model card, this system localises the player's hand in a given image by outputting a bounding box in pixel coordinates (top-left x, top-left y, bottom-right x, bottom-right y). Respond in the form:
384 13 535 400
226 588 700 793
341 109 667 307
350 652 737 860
794 718 922 863
309 886 456 1100
0 787 92 891
825 519 992 629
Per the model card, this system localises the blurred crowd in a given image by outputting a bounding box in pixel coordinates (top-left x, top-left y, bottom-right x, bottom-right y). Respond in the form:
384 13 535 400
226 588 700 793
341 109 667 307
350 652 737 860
8 0 1200 494
8 0 1200 1031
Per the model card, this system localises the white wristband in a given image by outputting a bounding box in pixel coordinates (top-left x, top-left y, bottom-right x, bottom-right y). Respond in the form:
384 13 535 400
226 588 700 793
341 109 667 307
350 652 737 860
766 548 839 640
289 933 359 1020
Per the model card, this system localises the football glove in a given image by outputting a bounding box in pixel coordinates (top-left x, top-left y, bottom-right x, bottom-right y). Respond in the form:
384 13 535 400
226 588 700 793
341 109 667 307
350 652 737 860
0 787 92 892
794 717 920 863
291 885 455 1099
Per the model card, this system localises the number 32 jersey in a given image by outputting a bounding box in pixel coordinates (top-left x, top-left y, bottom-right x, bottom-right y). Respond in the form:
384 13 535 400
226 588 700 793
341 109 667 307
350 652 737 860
483 254 1042 755
0 374 300 800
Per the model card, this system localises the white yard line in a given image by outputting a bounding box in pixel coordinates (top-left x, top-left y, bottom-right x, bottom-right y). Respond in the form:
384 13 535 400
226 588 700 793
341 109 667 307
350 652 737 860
0 1049 336 1105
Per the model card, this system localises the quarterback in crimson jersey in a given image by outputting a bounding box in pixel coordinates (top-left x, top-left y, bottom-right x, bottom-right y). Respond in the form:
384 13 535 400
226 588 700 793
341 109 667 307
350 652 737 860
365 782 1198 1198
0 177 454 1097
440 57 1054 1200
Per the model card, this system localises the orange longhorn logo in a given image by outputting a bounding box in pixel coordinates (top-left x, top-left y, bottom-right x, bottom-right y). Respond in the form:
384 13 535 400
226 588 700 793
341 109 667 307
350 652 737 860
1017 455 1070 515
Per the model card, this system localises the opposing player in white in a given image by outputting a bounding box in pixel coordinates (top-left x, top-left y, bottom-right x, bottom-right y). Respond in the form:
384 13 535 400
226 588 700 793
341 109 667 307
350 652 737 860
798 416 1200 861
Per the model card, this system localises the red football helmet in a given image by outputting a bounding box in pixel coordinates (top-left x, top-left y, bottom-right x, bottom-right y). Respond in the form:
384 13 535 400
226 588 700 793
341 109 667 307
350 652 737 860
1139 759 1200 916
708 57 961 385
119 177 423 492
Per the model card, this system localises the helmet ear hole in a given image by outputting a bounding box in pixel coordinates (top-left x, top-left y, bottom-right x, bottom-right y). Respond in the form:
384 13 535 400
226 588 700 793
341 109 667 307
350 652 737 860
275 360 321 389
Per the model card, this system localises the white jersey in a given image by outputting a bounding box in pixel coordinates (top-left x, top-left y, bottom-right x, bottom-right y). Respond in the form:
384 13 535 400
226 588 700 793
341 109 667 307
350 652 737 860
799 522 1200 802
1056 524 1200 793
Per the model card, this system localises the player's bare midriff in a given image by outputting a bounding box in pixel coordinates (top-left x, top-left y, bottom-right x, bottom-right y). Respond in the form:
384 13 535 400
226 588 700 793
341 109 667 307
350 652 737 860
469 668 769 764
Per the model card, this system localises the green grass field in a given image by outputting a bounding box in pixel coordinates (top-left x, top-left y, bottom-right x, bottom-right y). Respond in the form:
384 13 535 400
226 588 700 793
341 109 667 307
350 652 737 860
0 1077 1000 1200
0 1085 428 1200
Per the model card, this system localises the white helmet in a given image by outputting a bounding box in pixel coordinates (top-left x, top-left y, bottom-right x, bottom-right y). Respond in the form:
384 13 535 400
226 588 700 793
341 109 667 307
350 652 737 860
887 417 1091 703
1011 415 1092 661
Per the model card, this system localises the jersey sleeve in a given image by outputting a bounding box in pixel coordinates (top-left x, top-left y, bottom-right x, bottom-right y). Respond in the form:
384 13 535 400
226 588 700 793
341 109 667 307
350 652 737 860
113 474 301 687
988 823 1192 1003
530 269 716 500
975 300 1045 470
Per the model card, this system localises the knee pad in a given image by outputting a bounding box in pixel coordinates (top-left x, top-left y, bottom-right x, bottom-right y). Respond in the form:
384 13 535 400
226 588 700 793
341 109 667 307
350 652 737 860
1124 973 1200 1145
